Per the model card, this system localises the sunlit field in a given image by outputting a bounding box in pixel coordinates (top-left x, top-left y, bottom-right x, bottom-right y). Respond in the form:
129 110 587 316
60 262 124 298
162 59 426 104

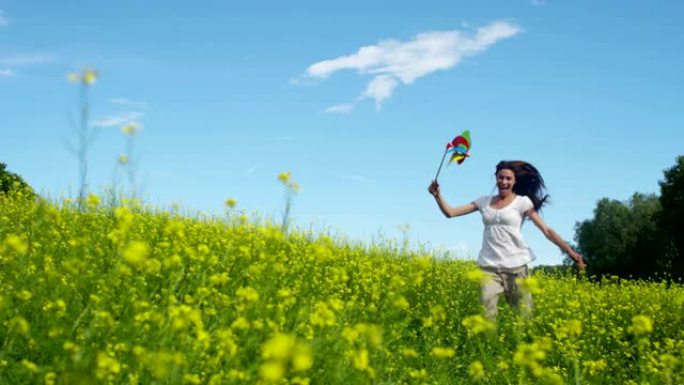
1 188 683 385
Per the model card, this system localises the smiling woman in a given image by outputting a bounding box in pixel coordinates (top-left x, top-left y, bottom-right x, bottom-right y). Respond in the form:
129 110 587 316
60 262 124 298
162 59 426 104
428 160 585 320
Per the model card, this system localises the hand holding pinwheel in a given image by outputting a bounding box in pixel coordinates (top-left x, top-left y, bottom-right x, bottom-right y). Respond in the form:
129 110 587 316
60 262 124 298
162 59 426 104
434 130 471 181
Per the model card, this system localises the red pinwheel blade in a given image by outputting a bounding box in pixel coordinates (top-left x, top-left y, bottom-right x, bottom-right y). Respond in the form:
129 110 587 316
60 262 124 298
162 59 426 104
446 131 471 151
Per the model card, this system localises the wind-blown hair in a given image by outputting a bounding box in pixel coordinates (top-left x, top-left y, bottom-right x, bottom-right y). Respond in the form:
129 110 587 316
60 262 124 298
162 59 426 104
496 160 549 212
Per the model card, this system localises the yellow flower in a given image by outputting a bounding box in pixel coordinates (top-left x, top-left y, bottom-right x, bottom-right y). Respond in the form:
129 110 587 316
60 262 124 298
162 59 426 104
259 361 285 383
461 314 495 335
291 377 310 385
408 368 427 379
44 372 57 385
231 316 250 330
261 333 312 373
7 316 30 335
310 302 336 327
468 360 486 381
466 268 486 284
225 198 237 208
209 272 230 286
582 359 607 375
183 374 201 384
262 333 296 361
513 339 552 376
236 286 259 302
63 341 80 353
121 122 141 136
118 154 129 165
430 347 456 359
168 305 202 330
277 171 291 184
351 348 369 370
517 276 541 295
122 241 150 266
96 351 121 379
87 193 100 208
556 319 582 339
83 69 98 84
67 69 98 84
17 290 33 301
658 354 678 371
138 350 184 379
292 343 313 372
3 234 28 255
21 359 38 373
430 304 447 322
628 315 653 335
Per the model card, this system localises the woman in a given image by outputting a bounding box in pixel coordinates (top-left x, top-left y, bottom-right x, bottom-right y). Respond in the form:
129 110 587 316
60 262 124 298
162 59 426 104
428 160 585 320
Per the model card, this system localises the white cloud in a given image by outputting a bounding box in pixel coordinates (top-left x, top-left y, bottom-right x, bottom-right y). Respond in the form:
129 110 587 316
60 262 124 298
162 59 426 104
303 21 521 110
0 10 7 27
0 54 54 66
91 111 144 128
362 75 398 109
110 98 149 110
0 69 14 77
324 103 354 114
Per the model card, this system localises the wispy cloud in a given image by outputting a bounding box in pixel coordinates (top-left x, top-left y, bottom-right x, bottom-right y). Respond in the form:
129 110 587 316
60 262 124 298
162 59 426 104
0 53 54 78
340 174 376 184
91 111 144 128
0 54 54 66
0 10 8 27
91 98 149 127
324 103 354 114
245 164 258 176
110 98 149 110
303 21 521 111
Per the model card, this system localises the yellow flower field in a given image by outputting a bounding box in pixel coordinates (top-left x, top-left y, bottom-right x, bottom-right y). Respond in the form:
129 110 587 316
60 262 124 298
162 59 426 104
1 189 683 384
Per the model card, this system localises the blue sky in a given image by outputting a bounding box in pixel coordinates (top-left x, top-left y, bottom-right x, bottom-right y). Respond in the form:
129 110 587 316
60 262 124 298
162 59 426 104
2 1 683 266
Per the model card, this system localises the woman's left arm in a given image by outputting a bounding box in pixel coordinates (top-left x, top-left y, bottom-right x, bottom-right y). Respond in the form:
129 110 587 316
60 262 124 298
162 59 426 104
527 209 586 270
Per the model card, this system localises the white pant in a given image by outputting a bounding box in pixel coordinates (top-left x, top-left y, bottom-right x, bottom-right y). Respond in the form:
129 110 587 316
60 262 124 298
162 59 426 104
480 265 532 320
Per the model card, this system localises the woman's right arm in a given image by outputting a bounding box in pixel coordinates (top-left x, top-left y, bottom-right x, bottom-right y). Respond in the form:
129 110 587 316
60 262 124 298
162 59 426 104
428 180 478 218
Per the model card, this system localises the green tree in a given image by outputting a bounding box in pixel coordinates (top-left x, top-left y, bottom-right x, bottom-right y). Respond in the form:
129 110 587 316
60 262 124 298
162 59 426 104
658 155 684 277
574 193 664 279
0 162 33 195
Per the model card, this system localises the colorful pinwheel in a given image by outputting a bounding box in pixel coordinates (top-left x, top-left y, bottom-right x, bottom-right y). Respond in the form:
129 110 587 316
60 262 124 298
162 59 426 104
446 130 471 165
434 130 471 181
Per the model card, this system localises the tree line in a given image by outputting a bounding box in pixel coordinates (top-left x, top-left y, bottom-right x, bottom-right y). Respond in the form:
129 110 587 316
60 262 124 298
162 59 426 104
0 163 33 196
574 155 684 280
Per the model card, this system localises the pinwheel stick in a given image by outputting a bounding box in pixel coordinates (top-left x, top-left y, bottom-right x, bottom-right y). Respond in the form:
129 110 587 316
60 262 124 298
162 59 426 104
434 148 448 181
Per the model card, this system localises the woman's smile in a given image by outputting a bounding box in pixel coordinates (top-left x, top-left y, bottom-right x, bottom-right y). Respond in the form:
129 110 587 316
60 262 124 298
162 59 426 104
496 169 516 197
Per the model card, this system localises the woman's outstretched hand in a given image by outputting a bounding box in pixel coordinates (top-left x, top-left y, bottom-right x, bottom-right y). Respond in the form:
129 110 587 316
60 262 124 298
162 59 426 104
576 255 587 272
428 180 440 197
569 250 586 272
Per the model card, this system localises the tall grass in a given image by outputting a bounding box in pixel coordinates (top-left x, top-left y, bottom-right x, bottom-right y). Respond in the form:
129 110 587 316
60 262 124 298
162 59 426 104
1 189 683 384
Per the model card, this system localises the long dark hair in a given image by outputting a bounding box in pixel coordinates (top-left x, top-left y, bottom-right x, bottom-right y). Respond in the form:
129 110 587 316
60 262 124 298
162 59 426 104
495 160 549 212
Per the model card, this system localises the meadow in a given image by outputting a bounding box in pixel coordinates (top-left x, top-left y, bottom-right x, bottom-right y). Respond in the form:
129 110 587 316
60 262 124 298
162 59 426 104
1 187 683 385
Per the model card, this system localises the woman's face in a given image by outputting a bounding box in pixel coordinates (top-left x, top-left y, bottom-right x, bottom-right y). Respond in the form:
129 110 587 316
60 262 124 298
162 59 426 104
496 169 516 197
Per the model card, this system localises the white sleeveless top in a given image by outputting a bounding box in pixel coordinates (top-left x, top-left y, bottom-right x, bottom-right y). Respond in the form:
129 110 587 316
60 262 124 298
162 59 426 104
473 195 535 269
